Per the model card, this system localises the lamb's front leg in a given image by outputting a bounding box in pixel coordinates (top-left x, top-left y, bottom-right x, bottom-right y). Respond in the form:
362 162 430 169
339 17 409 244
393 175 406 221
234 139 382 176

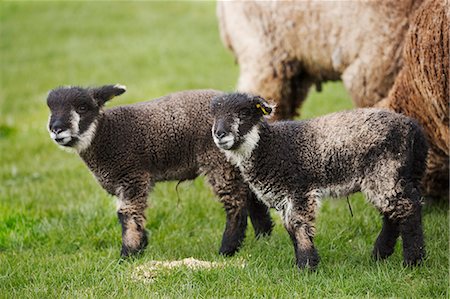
206 169 249 256
219 193 248 256
281 197 319 270
116 179 151 257
248 192 273 237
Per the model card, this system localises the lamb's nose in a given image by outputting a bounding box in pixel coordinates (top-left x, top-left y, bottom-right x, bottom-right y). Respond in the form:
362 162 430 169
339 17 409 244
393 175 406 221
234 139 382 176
215 129 227 139
51 120 64 134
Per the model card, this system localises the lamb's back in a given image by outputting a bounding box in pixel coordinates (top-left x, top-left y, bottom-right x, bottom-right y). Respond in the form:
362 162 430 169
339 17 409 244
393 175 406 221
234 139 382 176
273 108 418 155
259 108 421 188
86 90 223 182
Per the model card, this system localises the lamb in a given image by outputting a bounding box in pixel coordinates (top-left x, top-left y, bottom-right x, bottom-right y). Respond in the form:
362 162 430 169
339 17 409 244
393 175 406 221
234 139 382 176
217 0 422 120
376 0 449 199
210 93 427 269
46 85 273 257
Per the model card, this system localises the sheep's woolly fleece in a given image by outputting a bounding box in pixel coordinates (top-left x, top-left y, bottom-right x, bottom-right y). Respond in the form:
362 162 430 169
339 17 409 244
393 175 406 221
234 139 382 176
217 0 421 119
132 258 246 283
377 0 449 198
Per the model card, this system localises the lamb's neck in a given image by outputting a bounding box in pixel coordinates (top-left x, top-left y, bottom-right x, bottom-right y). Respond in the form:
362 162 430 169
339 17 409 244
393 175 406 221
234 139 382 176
225 123 265 168
77 112 105 157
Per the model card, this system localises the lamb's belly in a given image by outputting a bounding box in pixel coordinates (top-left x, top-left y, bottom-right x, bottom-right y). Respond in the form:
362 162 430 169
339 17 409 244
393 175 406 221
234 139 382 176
248 178 362 211
248 181 288 211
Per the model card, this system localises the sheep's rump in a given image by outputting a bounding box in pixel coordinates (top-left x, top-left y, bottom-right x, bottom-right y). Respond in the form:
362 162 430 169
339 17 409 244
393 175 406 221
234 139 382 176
217 0 421 119
377 0 449 198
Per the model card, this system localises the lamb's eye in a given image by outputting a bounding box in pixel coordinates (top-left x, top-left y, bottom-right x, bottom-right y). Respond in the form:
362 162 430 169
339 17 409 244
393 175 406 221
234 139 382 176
77 105 88 113
241 109 251 117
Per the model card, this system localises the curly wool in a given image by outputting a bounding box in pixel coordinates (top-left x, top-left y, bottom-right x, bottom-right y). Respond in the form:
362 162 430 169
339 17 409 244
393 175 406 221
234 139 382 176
377 0 449 198
211 93 427 269
217 0 422 119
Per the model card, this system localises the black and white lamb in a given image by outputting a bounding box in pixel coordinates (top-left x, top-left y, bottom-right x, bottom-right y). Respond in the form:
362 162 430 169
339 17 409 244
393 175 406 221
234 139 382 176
210 93 428 269
46 85 273 257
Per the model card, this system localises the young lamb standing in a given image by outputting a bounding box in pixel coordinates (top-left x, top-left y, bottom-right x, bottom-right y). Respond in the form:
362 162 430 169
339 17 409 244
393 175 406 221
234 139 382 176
46 85 273 257
210 93 427 269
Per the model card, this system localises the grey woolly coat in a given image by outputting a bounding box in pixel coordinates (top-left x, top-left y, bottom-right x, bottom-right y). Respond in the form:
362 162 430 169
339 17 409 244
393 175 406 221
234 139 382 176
80 90 222 192
240 109 427 216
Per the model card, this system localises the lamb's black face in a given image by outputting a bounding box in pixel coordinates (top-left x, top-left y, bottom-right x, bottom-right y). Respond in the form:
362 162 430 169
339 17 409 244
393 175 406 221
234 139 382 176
47 84 126 151
210 93 273 151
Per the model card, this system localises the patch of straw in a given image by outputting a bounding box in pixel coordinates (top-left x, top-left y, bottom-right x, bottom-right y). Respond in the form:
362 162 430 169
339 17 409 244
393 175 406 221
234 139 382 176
132 257 246 283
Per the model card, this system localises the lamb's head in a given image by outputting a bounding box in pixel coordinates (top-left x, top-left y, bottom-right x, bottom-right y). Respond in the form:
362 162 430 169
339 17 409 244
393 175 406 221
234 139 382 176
210 93 273 154
47 84 126 152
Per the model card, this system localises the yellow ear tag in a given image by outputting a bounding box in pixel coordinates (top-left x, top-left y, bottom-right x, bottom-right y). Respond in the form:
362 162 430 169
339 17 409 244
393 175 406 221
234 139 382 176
256 103 269 115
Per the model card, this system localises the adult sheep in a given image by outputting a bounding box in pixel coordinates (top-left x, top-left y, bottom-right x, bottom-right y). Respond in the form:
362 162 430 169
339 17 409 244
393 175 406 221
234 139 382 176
377 0 449 198
217 0 422 119
46 86 273 257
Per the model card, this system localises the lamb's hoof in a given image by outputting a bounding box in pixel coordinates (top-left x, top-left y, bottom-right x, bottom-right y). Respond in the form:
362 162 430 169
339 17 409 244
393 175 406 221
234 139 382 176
403 256 424 267
219 233 242 257
120 246 145 259
403 245 426 267
296 248 320 270
219 244 239 257
403 249 425 267
120 231 148 258
254 221 274 239
372 245 395 261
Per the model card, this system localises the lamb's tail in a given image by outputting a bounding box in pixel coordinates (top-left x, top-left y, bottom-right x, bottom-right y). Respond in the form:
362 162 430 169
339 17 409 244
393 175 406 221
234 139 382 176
410 122 429 188
389 120 428 217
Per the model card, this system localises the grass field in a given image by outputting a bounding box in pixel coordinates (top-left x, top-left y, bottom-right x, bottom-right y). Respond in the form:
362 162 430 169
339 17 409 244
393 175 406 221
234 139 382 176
1 2 448 298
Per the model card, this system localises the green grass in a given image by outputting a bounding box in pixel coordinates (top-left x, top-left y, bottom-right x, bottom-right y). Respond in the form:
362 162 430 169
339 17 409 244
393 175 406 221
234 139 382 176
1 2 448 298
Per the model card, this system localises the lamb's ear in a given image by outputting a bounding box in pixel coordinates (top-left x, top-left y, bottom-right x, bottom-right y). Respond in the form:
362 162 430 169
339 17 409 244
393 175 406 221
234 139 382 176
254 96 275 117
91 84 127 106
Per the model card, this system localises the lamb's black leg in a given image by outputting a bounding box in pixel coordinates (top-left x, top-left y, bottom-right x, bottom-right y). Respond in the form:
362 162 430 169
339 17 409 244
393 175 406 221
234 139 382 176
206 167 250 256
247 192 273 237
372 215 400 260
116 179 150 258
282 197 320 270
400 203 425 266
219 199 248 256
378 182 425 266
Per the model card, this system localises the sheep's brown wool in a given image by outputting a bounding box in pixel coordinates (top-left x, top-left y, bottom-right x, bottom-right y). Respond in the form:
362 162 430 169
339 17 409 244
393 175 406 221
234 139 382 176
47 86 273 257
211 93 428 269
377 0 449 198
217 0 422 119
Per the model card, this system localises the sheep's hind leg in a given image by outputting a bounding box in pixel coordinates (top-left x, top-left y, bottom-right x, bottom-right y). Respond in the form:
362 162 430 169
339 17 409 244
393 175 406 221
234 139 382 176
236 54 313 120
247 192 273 237
372 215 400 260
282 197 319 270
116 180 150 258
